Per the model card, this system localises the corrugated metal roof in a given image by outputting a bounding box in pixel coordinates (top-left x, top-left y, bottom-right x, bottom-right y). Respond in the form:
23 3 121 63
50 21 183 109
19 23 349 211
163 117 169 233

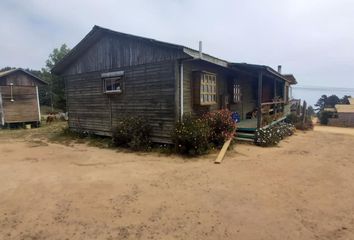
335 104 354 113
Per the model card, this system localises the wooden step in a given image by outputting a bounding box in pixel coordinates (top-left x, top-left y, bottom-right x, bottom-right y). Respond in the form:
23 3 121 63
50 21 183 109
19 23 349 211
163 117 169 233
236 132 255 139
235 137 254 142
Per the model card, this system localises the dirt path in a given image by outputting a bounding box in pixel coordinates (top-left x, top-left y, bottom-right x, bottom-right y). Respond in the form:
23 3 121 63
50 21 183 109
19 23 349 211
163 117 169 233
0 126 354 239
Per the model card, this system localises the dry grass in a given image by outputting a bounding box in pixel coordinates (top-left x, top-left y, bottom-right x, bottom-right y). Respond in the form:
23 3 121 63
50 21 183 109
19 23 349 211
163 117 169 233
1 123 354 239
0 121 113 148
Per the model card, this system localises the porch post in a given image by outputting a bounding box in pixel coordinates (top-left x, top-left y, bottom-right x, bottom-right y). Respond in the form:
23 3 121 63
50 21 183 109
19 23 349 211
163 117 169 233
180 62 184 120
257 71 263 129
274 79 277 117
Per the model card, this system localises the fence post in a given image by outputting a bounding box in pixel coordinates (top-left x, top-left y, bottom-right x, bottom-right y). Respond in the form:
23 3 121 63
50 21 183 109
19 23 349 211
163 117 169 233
302 101 307 124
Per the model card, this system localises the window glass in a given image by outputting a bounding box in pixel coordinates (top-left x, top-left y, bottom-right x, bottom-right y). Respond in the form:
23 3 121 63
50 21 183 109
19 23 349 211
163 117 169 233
233 83 241 102
104 77 123 93
200 73 217 104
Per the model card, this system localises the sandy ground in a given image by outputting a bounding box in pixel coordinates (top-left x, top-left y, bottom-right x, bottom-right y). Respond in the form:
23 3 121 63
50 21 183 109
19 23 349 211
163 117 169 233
0 124 354 240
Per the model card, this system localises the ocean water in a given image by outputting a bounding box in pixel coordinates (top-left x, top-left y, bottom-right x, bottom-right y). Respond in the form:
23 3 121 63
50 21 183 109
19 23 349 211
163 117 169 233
292 86 354 107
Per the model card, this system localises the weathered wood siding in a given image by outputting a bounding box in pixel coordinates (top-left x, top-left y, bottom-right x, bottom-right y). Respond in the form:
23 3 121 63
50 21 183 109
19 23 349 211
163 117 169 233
182 61 230 116
328 113 354 127
65 60 176 143
0 86 40 123
62 35 187 76
0 93 4 125
0 72 37 86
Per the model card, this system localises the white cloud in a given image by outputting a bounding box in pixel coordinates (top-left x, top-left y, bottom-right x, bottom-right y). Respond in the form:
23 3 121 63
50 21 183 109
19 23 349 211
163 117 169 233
0 0 353 88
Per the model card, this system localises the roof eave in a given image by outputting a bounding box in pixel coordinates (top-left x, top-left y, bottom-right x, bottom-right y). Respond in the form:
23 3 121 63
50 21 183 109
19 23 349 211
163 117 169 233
183 48 229 67
0 68 47 85
52 25 188 75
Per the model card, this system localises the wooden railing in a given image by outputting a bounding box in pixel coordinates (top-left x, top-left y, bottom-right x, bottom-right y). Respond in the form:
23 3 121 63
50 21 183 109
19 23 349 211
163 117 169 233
260 101 289 127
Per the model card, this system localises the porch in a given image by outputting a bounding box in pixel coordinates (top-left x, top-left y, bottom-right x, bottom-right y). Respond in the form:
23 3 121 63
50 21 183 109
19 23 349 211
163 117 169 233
180 60 295 141
228 63 293 131
236 101 291 131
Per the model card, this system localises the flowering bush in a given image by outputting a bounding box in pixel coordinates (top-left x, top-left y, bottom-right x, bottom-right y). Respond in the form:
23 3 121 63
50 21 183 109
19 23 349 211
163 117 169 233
254 122 295 147
172 110 237 156
203 109 237 147
112 117 152 151
172 114 211 156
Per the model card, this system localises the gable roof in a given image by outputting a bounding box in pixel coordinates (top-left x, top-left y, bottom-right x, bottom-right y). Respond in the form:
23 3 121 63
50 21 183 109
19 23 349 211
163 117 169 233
52 25 229 74
52 25 297 85
0 68 47 85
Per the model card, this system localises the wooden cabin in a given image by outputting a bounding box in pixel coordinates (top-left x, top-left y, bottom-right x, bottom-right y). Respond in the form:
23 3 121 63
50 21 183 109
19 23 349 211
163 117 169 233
328 98 354 127
52 26 297 143
0 68 47 127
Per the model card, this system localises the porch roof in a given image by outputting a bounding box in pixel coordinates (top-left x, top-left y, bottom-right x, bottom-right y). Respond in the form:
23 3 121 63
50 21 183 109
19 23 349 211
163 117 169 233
228 63 295 84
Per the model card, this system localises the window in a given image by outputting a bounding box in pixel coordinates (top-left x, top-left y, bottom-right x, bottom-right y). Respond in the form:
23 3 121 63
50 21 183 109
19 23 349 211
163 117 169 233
200 73 217 105
233 83 241 103
102 71 124 94
104 77 123 93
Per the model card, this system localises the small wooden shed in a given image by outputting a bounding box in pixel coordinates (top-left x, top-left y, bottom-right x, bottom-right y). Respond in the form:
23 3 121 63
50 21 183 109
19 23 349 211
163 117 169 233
0 68 47 127
328 98 354 127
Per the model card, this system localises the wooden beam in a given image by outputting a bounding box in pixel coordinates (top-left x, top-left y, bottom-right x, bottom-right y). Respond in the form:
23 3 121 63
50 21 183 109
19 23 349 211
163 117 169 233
257 72 263 129
214 139 232 164
274 79 278 116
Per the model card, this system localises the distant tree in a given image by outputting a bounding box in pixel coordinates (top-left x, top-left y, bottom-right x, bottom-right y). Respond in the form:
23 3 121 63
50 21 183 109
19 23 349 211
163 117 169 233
315 94 340 112
307 106 315 116
326 95 340 108
41 44 71 111
315 95 327 111
1 45 70 110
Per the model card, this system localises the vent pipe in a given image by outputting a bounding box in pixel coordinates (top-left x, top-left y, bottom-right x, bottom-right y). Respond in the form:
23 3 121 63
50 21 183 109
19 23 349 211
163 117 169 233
199 41 203 59
277 65 282 74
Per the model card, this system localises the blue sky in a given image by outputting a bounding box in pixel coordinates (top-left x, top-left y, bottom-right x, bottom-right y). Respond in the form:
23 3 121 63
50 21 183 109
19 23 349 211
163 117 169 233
1 0 354 91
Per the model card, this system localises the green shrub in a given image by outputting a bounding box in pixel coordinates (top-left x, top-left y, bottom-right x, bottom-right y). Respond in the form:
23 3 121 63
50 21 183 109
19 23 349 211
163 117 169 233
286 113 314 131
172 114 211 156
203 109 237 147
285 113 301 124
319 111 331 125
254 122 295 147
112 117 152 151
